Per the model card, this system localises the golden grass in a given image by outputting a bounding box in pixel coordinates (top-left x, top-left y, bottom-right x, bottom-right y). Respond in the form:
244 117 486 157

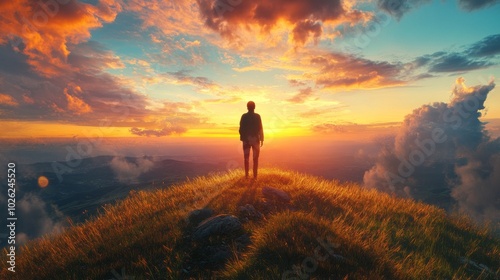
1 168 498 279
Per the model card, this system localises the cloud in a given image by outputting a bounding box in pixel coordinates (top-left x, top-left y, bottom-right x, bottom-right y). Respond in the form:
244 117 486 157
292 20 322 46
0 42 148 123
289 79 307 87
408 34 500 74
298 106 347 118
0 40 206 136
313 122 400 134
376 0 499 20
287 87 314 103
458 0 500 10
428 53 494 72
110 156 154 183
310 52 406 89
164 70 219 91
130 126 187 137
64 85 92 115
313 122 361 133
363 77 499 225
0 93 18 106
452 139 500 223
375 0 432 20
0 0 122 77
126 0 203 37
0 193 65 246
196 0 369 46
467 33 500 57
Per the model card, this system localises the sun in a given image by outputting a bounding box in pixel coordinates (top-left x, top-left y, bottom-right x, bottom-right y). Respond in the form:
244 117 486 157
38 176 49 188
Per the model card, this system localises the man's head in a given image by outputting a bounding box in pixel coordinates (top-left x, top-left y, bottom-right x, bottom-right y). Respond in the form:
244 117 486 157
247 101 256 111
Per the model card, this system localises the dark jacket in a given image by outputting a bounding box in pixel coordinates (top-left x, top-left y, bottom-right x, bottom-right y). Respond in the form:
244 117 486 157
239 111 264 142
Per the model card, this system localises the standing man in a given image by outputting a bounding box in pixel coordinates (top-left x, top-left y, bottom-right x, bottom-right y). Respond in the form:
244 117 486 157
239 101 264 179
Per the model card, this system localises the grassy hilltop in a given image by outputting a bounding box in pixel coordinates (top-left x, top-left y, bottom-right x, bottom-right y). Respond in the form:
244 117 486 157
1 168 499 279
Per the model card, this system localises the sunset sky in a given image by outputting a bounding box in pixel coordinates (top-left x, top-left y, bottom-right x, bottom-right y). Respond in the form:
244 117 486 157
1 0 499 139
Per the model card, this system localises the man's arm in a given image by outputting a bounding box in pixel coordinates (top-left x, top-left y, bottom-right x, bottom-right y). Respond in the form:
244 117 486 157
239 114 244 141
258 115 264 146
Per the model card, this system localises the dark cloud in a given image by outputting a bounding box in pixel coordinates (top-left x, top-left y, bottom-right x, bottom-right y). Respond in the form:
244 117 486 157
363 78 499 225
408 34 499 74
196 0 366 45
467 34 500 57
458 0 500 10
376 0 499 20
287 87 314 103
375 0 432 20
292 20 322 46
429 53 494 72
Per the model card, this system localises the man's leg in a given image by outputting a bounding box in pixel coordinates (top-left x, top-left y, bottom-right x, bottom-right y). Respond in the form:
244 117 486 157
252 143 260 179
243 142 250 178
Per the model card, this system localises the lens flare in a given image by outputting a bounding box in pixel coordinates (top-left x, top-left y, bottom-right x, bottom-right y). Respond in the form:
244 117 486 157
38 176 49 188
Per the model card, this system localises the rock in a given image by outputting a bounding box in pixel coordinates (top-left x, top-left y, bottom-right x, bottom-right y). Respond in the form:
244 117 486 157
460 257 495 275
192 214 242 241
238 204 263 220
262 186 291 202
187 208 214 227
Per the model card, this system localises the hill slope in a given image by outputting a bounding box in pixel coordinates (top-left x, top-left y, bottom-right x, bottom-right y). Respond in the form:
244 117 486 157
1 168 499 279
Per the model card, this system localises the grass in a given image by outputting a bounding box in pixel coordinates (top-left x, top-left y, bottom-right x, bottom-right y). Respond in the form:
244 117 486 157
1 168 499 279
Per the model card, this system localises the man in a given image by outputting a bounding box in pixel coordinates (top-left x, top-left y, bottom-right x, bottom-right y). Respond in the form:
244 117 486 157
239 101 264 179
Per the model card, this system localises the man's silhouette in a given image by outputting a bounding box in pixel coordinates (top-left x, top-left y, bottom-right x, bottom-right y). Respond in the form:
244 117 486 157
239 101 264 179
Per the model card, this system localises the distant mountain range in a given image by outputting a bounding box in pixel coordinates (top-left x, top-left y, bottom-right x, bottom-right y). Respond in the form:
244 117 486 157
20 156 227 222
0 156 226 247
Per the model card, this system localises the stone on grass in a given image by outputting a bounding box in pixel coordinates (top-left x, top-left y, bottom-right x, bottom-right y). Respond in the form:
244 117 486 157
187 208 214 227
193 214 242 241
238 204 263 220
262 186 291 202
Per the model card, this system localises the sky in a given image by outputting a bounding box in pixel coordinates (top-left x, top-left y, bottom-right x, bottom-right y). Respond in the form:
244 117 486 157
0 0 499 140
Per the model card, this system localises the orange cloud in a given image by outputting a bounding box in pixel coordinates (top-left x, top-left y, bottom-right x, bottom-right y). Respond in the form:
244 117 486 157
0 93 19 106
287 87 315 104
196 0 370 46
63 86 92 114
0 0 122 77
310 53 406 90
